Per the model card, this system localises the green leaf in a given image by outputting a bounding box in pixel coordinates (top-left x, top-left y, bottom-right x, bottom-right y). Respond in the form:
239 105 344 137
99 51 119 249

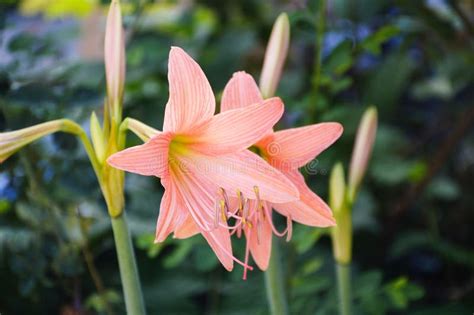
362 25 400 55
135 233 165 258
426 176 460 200
85 290 121 313
322 41 354 76
301 258 324 276
193 241 219 272
384 277 424 309
163 240 194 268
292 225 328 254
390 231 474 268
408 161 428 183
363 52 416 111
0 199 11 214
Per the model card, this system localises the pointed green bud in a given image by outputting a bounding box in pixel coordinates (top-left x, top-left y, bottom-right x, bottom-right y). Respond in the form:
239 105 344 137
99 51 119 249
348 106 378 202
90 112 106 163
329 162 346 212
259 12 290 98
329 162 352 264
104 0 125 122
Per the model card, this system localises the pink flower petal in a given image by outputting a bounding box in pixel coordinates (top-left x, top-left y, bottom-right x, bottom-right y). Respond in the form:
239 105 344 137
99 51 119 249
272 170 336 227
154 178 186 242
106 132 172 177
172 164 234 271
200 227 234 271
188 97 284 155
247 202 273 270
173 214 199 239
180 150 299 204
221 71 263 112
261 123 343 170
163 47 215 133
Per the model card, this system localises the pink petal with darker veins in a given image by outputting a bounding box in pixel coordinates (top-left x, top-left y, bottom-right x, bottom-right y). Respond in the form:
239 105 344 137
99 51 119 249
188 97 284 155
261 123 343 170
106 132 173 178
272 170 336 227
163 47 215 133
221 71 263 111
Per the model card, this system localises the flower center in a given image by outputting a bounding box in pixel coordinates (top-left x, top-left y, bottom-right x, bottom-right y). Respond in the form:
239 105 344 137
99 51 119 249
169 135 191 156
168 135 195 174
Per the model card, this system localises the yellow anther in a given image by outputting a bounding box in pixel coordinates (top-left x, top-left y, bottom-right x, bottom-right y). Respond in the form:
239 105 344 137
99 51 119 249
236 189 243 203
219 187 230 206
219 199 227 222
236 189 245 215
218 187 226 200
261 203 266 220
253 186 260 196
253 185 265 217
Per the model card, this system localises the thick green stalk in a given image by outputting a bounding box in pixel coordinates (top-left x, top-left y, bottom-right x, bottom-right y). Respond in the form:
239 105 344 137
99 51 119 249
336 263 352 315
111 213 146 315
264 238 288 315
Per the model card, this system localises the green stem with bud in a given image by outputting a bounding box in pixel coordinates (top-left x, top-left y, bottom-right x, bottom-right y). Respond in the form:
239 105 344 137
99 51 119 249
68 119 147 314
329 163 354 315
100 119 146 314
331 204 354 315
70 116 145 314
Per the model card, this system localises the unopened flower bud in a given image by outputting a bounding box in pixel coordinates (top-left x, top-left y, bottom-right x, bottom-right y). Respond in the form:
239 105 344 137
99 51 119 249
348 106 378 202
104 0 126 121
259 13 290 98
329 162 352 264
330 162 346 212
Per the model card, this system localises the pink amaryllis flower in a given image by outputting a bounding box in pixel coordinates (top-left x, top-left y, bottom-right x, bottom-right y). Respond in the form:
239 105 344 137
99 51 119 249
107 47 299 271
221 71 343 273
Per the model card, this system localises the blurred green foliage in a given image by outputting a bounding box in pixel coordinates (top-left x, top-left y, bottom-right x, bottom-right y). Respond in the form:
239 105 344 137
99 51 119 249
1 0 473 314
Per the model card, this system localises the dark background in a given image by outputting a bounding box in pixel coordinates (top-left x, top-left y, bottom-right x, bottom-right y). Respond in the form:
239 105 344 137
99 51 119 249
0 0 473 314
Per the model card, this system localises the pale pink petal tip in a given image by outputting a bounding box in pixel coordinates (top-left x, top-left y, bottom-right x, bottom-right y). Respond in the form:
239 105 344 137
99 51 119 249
221 71 263 112
163 46 215 132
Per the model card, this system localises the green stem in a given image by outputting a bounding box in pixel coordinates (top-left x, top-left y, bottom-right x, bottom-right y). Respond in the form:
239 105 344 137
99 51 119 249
336 262 352 315
312 0 327 105
111 213 146 315
264 238 288 315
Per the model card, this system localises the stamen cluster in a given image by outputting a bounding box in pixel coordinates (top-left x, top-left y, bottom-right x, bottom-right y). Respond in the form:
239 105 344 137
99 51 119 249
214 186 293 279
